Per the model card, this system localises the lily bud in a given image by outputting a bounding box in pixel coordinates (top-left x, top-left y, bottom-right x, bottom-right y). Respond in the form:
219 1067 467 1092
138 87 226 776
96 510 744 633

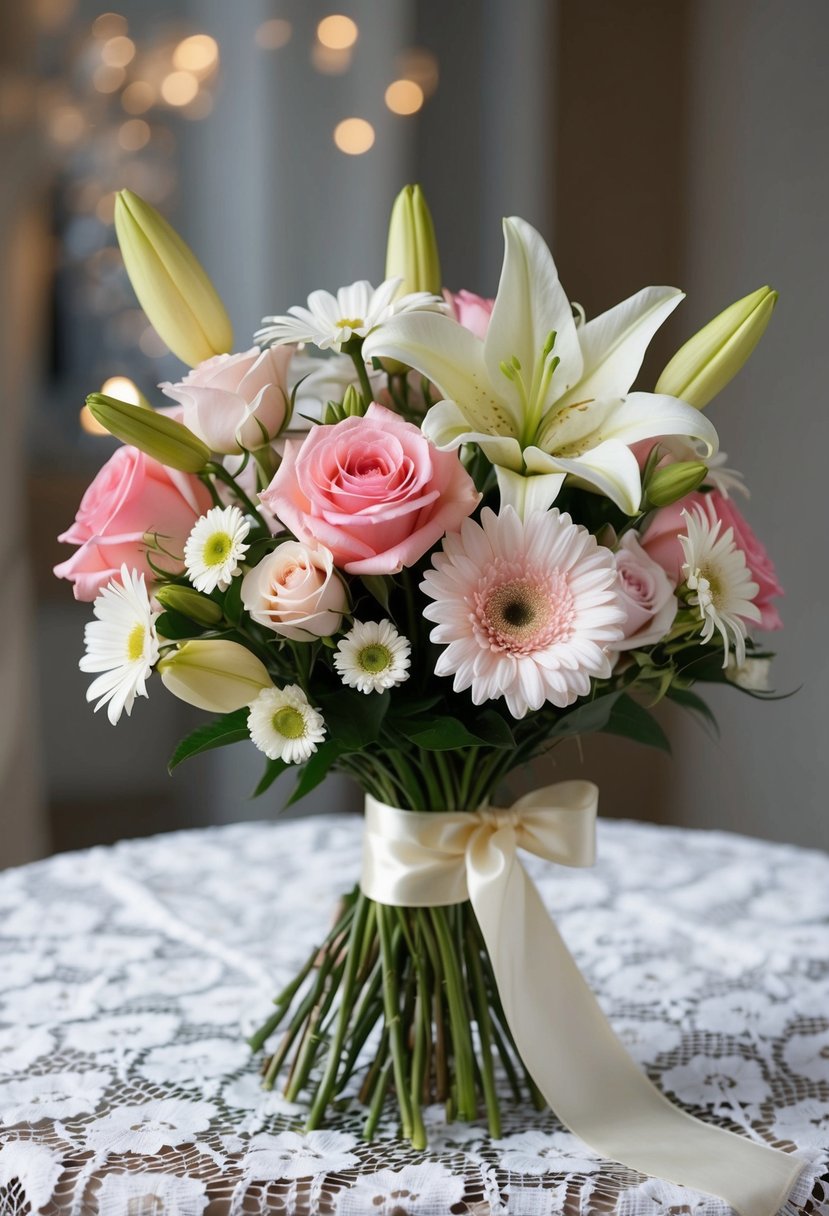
86 393 210 473
155 585 223 627
385 184 442 297
158 640 271 712
644 461 708 507
114 189 233 367
655 286 777 410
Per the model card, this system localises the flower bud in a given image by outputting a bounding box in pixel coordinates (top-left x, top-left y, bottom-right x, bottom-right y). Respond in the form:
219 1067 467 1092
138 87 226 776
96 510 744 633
155 584 223 626
114 189 233 368
655 285 777 410
644 461 708 507
385 184 442 297
158 640 271 712
86 393 210 473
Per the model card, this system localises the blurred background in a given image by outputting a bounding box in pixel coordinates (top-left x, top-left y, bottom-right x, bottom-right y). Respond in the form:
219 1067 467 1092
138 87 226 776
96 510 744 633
2 0 827 868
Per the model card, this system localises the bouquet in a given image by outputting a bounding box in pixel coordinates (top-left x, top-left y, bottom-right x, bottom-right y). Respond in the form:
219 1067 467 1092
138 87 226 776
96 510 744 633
55 185 796 1208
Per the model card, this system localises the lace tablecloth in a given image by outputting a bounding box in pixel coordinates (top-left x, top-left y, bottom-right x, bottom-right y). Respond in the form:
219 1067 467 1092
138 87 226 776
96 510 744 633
0 815 827 1215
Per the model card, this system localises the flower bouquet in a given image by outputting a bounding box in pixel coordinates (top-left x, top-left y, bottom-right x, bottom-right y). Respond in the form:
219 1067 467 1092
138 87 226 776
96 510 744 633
56 185 797 1208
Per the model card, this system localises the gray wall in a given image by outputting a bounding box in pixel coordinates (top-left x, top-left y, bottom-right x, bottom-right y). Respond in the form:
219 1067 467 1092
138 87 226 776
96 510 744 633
664 0 828 848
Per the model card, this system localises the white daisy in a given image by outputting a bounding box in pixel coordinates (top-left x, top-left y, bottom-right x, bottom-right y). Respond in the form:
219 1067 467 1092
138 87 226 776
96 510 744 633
79 566 160 725
256 278 444 352
184 505 250 593
680 506 761 667
247 684 326 763
333 619 411 693
420 507 625 719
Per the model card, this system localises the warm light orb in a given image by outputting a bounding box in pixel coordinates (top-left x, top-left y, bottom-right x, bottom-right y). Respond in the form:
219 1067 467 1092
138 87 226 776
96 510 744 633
384 79 424 116
79 405 109 435
317 14 358 50
172 34 219 74
101 375 141 404
48 105 85 145
91 11 127 39
101 35 135 67
95 192 116 224
160 71 199 106
333 117 374 155
93 64 126 93
118 118 150 150
255 18 292 50
311 44 352 75
121 80 155 114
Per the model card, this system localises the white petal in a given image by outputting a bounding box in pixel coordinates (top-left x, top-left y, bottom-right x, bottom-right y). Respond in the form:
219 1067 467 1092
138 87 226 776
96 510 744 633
527 439 645 514
485 217 583 401
559 286 684 405
495 466 566 517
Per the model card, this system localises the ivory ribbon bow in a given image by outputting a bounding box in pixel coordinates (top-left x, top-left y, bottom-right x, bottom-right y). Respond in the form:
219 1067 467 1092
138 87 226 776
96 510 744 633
361 783 803 1216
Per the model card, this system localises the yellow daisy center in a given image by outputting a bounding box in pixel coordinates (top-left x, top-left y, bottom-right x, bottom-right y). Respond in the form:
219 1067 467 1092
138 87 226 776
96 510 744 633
358 643 392 674
126 623 146 662
203 531 233 567
335 316 364 329
273 706 306 739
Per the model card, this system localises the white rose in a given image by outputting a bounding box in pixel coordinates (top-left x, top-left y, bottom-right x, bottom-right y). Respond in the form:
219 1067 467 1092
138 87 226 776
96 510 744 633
612 532 678 651
241 542 348 641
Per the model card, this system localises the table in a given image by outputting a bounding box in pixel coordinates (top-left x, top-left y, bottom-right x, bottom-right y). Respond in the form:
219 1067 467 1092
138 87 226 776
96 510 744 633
0 815 827 1215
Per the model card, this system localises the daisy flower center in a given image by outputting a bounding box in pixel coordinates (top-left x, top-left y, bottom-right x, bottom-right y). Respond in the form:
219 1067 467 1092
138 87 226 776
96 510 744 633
476 570 575 654
272 706 307 739
335 316 364 329
358 643 392 674
203 531 233 566
126 623 146 662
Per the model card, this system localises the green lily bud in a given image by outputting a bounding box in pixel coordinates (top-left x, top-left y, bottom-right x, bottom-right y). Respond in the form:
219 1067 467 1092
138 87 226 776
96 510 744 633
155 585 223 627
655 285 777 410
323 384 367 425
114 189 233 367
86 393 210 473
159 640 271 712
385 184 442 297
645 461 708 507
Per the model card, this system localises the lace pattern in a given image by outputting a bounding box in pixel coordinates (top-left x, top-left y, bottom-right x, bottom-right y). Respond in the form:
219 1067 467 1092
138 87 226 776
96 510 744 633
0 816 827 1215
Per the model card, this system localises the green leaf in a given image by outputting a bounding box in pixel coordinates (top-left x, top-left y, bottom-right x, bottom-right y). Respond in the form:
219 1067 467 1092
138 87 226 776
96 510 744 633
285 740 343 808
252 757 291 798
602 693 671 753
360 574 393 613
317 688 390 752
155 609 205 641
549 690 626 739
386 695 442 723
222 574 244 628
168 708 250 773
401 714 513 751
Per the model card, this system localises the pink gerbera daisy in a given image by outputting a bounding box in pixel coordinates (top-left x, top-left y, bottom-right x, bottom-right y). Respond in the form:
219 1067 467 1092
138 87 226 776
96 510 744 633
420 507 625 718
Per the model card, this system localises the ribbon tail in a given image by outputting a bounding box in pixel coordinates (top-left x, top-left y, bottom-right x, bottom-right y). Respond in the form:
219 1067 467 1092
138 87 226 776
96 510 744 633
468 850 804 1216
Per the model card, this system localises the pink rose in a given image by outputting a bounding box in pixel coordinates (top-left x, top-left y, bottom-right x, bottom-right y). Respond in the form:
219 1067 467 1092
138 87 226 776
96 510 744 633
260 403 480 575
641 490 783 630
444 289 495 339
241 541 348 641
54 446 211 601
160 346 292 455
612 533 677 651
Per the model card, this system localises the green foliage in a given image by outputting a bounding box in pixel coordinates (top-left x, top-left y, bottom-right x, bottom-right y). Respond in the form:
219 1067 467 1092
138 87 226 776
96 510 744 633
155 609 206 641
168 708 251 772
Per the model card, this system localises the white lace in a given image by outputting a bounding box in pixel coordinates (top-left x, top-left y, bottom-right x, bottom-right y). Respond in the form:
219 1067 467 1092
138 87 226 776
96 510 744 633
0 816 826 1215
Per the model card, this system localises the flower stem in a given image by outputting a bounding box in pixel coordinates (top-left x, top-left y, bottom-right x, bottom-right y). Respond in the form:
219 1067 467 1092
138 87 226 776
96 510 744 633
377 903 413 1139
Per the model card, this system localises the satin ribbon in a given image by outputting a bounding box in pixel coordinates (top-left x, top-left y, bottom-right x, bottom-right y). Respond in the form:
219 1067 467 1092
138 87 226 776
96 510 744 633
361 784 803 1216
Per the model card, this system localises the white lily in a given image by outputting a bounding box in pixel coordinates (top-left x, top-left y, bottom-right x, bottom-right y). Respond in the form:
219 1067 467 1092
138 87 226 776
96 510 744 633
363 217 719 515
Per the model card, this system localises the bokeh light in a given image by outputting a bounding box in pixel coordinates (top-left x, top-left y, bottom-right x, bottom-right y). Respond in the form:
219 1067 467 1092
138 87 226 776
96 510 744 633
101 35 135 67
395 47 439 97
333 117 375 155
160 71 199 107
311 44 352 75
255 19 292 50
172 34 219 75
48 104 85 145
121 81 155 114
95 192 116 224
317 15 358 50
118 118 150 150
384 79 424 116
92 64 126 93
91 11 128 39
139 327 168 357
100 375 141 404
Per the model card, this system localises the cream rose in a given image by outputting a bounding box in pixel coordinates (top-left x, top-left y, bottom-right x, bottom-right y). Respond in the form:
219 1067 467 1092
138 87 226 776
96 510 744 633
241 541 348 641
612 532 678 651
